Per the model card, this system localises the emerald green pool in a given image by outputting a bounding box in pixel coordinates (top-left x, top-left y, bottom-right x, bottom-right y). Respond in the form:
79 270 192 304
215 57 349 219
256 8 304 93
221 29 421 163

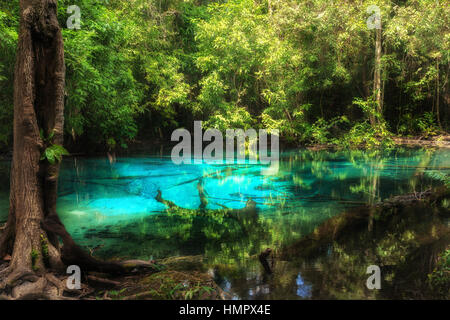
0 148 448 299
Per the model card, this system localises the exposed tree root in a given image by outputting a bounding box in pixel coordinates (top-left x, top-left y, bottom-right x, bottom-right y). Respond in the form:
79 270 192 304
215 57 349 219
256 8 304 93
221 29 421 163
0 266 79 300
0 258 160 300
41 214 157 275
0 213 160 300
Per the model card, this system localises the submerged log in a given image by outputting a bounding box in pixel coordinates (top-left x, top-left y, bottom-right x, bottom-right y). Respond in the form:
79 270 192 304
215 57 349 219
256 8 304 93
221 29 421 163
259 248 273 274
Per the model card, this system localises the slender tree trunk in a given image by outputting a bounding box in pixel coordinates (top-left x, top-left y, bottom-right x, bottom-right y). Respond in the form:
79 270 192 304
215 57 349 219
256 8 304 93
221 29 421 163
362 50 376 127
436 58 442 130
381 45 387 112
373 20 383 125
362 55 370 99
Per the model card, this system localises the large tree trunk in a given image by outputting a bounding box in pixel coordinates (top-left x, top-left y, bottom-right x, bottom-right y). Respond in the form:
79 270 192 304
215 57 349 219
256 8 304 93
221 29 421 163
0 3 152 299
0 0 65 275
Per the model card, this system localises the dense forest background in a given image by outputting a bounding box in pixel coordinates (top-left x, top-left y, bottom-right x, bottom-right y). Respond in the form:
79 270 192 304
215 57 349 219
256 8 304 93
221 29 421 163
0 0 448 153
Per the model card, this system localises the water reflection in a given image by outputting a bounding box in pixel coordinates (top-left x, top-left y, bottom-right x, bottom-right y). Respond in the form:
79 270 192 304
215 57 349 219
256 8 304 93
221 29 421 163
296 273 312 298
0 147 448 299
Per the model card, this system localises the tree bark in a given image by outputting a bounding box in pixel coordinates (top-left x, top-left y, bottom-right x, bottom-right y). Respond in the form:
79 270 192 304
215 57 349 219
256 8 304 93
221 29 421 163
0 0 66 277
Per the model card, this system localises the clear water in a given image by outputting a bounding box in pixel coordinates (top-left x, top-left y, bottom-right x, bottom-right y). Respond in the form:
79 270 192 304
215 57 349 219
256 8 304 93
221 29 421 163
0 148 448 299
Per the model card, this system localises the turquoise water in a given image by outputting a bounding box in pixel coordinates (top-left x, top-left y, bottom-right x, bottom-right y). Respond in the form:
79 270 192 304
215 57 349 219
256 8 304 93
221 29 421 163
0 148 448 298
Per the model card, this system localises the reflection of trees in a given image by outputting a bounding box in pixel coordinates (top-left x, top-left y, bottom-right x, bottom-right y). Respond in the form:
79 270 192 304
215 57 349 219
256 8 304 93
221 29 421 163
155 188 271 266
76 182 274 266
280 190 450 299
53 150 449 298
278 148 444 205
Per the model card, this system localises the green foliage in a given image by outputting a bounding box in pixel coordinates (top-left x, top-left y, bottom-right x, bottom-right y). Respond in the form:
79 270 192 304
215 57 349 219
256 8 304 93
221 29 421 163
340 121 393 149
40 234 50 267
427 249 450 299
58 0 145 149
40 127 70 164
0 1 18 149
107 288 127 300
337 97 394 149
183 285 215 300
415 112 441 137
138 271 219 300
31 249 39 271
40 144 70 165
426 170 450 189
0 0 448 152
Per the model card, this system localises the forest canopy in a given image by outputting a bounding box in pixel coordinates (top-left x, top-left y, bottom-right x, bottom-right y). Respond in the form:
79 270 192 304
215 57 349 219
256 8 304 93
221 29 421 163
0 0 448 152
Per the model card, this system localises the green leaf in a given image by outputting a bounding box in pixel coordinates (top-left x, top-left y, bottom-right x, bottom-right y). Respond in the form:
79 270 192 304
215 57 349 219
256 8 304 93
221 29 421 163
41 144 70 164
45 149 56 164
